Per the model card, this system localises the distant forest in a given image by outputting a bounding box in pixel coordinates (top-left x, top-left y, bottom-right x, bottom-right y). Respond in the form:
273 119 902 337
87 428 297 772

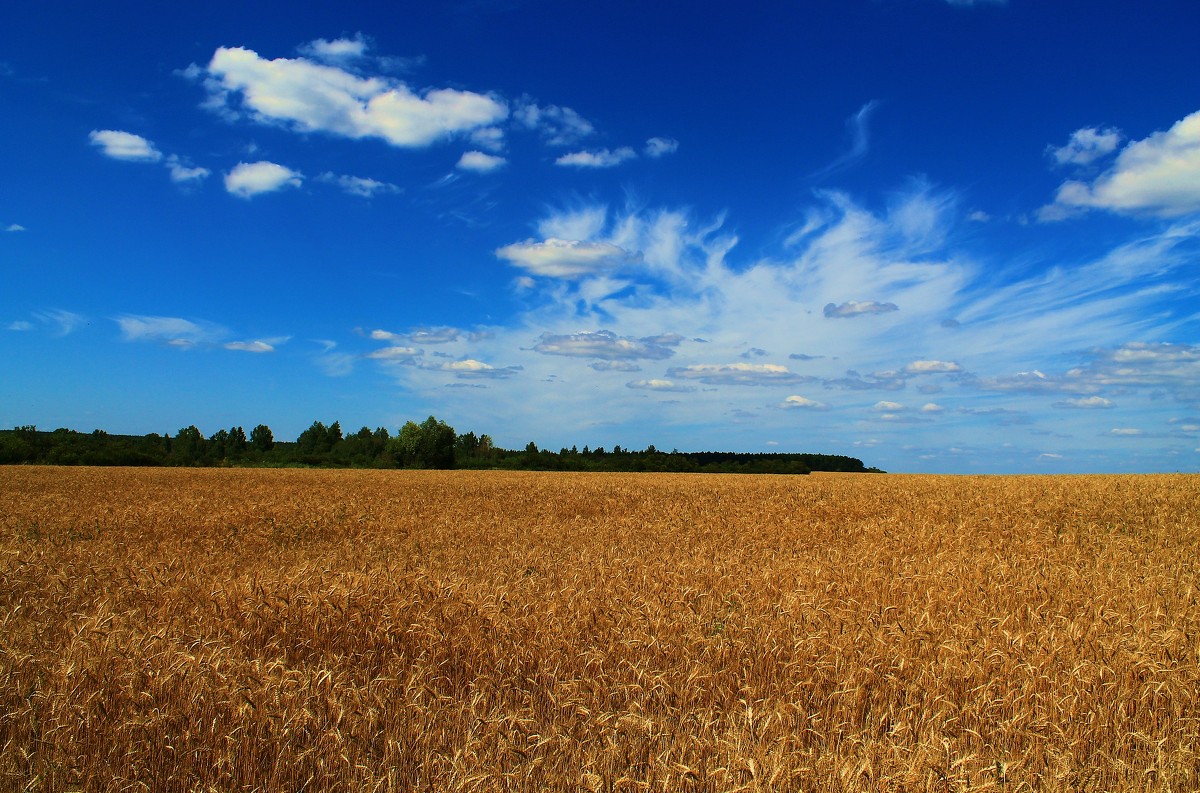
0 418 880 475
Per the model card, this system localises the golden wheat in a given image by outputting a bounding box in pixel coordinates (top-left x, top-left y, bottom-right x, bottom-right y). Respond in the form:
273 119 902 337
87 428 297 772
1 467 1198 791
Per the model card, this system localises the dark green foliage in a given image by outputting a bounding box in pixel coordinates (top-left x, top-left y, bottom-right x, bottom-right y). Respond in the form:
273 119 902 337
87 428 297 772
0 420 879 473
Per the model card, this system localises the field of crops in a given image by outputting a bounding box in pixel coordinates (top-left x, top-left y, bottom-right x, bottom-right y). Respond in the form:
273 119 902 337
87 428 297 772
2 467 1198 792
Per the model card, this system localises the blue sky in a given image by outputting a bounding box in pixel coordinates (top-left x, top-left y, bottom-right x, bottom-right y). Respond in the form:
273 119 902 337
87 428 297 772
3 0 1199 473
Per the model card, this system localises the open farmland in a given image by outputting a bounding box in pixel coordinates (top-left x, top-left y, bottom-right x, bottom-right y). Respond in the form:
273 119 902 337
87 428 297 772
2 468 1199 792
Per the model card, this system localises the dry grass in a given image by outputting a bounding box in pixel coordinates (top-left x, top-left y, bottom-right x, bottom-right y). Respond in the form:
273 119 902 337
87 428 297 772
1 467 1198 792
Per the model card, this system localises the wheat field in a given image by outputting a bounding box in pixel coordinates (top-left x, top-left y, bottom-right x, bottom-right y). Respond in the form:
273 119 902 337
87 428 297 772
1 467 1198 792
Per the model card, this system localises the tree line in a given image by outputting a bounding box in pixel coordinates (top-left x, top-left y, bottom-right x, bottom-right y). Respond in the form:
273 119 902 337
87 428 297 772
0 419 880 474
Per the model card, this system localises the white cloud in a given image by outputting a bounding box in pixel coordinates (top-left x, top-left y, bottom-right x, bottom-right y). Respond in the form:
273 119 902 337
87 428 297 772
1110 428 1143 436
456 150 507 173
555 147 637 168
203 45 508 148
1044 109 1200 217
361 187 1200 463
812 101 879 180
410 327 461 344
496 238 636 278
921 403 944 413
823 300 899 318
873 401 905 411
115 315 224 347
666 363 816 387
6 310 84 336
366 346 420 361
782 395 827 409
644 137 679 158
298 35 369 64
904 359 962 374
318 172 400 197
166 157 211 183
225 161 302 198
89 130 162 162
315 340 355 376
514 102 594 146
533 330 680 361
1055 396 1113 409
1048 126 1122 166
5 224 26 232
224 339 282 353
627 379 696 393
440 359 520 379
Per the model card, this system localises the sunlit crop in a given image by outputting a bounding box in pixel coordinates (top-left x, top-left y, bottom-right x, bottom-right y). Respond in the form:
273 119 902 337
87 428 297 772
2 467 1198 791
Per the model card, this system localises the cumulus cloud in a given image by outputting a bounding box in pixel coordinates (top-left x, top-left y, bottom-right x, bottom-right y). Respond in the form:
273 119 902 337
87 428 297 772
666 363 816 387
439 359 521 379
873 400 905 412
1043 109 1200 218
203 45 508 148
782 395 827 409
496 238 636 278
644 137 679 158
533 330 680 360
89 130 162 162
1048 126 1122 166
555 147 637 168
456 150 507 173
904 359 962 374
823 300 899 318
921 403 944 413
1109 428 1143 436
225 161 302 198
5 224 25 232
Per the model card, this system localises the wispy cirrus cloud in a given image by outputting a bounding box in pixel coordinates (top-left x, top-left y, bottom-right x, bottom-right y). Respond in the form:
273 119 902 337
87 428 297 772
7 310 86 336
317 172 400 197
810 101 879 180
824 300 899 318
115 315 226 347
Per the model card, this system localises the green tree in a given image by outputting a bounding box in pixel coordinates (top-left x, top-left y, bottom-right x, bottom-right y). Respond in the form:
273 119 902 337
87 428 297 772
250 424 274 452
391 416 457 468
172 426 205 465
